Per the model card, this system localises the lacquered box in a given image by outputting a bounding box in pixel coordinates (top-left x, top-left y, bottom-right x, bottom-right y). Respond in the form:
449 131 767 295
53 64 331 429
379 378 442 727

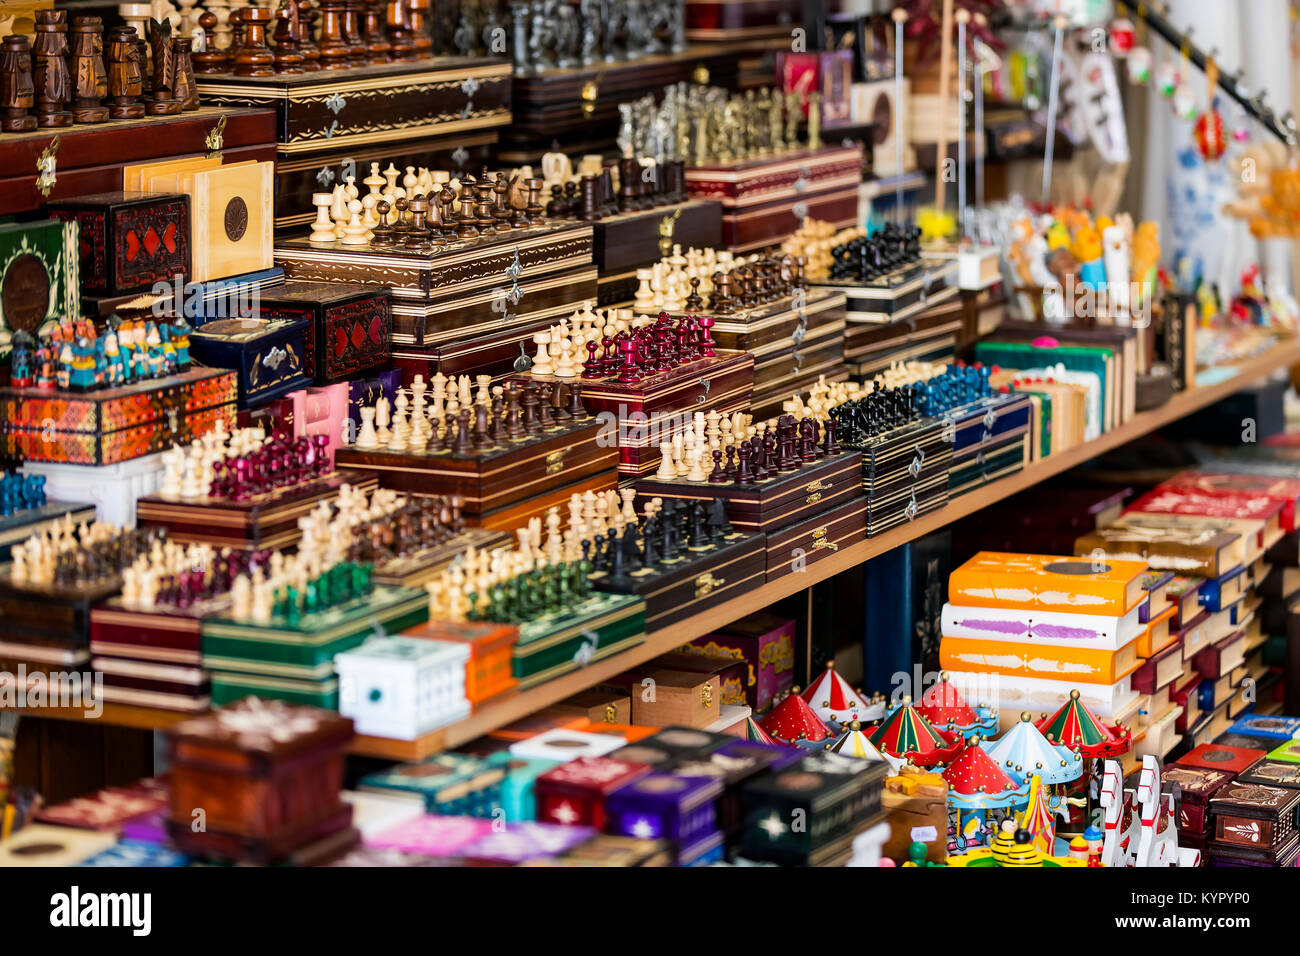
46 191 191 298
166 699 355 863
534 756 653 829
358 753 505 817
1208 782 1300 861
636 726 738 761
0 368 238 465
1162 765 1234 835
605 772 725 864
511 592 647 689
671 738 802 848
690 613 796 713
255 281 391 385
403 618 519 707
0 219 79 351
187 316 315 409
765 497 867 582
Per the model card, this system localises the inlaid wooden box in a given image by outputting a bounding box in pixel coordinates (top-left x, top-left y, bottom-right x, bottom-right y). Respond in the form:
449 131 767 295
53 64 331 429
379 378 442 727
166 700 355 863
685 145 863 252
46 191 191 299
750 322 846 420
947 432 1028 498
1208 782 1300 862
818 258 960 325
391 307 595 381
533 756 652 830
0 108 277 219
187 316 315 409
0 219 79 355
511 592 647 689
1163 765 1234 835
0 568 122 661
635 448 863 533
630 668 722 728
136 470 378 551
334 418 617 522
593 200 724 277
590 531 766 631
569 351 755 477
766 497 867 582
0 368 238 465
501 49 739 165
275 223 595 349
845 417 952 535
843 298 964 373
255 281 392 385
89 597 220 712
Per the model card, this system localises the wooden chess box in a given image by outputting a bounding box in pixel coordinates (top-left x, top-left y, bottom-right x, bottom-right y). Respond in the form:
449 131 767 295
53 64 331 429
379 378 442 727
947 392 1034 462
46 191 192 299
0 571 123 655
703 288 846 354
90 597 223 712
512 592 647 689
500 49 740 165
845 417 952 535
370 528 514 590
765 497 868 582
635 449 863 533
166 701 355 863
748 321 846 421
201 586 429 709
195 58 511 159
569 351 756 477
590 531 766 631
392 307 594 381
188 316 315 409
843 294 965 372
815 258 960 325
593 201 724 306
0 501 97 562
275 223 596 349
255 281 392 385
0 108 277 219
0 368 239 466
1208 782 1300 862
684 145 863 252
686 0 805 41
947 432 1029 498
135 470 379 551
334 419 616 522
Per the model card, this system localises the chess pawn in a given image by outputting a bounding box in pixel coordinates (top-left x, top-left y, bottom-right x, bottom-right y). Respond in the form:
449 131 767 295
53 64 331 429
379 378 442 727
374 394 391 443
531 331 555 375
340 200 368 244
355 406 379 448
553 338 578 379
309 192 337 243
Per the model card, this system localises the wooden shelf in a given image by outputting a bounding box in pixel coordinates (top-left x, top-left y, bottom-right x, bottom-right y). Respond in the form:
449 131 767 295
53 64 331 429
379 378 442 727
0 700 196 731
10 340 1300 759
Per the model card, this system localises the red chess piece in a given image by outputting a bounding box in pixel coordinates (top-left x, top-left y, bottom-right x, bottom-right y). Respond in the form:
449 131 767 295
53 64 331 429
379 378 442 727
616 338 641 383
698 315 716 357
582 340 602 379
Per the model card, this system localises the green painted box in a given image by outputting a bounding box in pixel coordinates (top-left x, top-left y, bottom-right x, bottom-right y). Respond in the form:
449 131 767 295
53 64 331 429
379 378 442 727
511 593 647 690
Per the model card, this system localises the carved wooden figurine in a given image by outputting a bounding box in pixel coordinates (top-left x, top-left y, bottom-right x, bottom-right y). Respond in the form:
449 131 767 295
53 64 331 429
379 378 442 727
272 0 306 74
231 7 274 77
33 10 73 127
386 0 415 60
69 17 110 123
317 0 351 70
0 35 37 132
145 18 183 113
105 26 145 118
172 36 199 109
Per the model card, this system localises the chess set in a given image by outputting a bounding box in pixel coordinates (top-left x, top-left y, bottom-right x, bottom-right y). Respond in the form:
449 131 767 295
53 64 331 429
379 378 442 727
0 469 97 561
0 520 166 673
623 242 848 411
807 220 960 321
512 306 753 477
135 420 379 550
335 373 618 529
421 502 648 688
200 547 428 708
823 379 952 535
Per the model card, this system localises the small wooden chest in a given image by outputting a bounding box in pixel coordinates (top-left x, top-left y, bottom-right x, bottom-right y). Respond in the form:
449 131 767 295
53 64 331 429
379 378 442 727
46 191 191 299
766 497 868 582
630 668 721 729
0 368 238 465
1163 764 1235 834
255 281 391 385
1208 781 1300 861
534 756 652 830
187 316 315 409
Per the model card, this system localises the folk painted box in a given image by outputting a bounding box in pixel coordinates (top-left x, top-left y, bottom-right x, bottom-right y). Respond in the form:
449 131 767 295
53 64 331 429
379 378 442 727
1227 715 1300 744
135 470 378 551
534 756 652 830
1162 764 1235 834
684 145 863 252
589 530 766 631
334 418 616 521
0 219 79 356
511 592 647 689
483 752 561 822
275 223 595 349
688 613 796 713
1237 759 1300 790
166 699 354 862
0 368 238 465
403 618 519 707
359 753 505 817
1177 742 1267 776
187 316 315 409
765 497 867 582
738 750 889 865
604 772 724 862
635 447 862 533
255 281 391 385
46 192 191 299
335 636 471 740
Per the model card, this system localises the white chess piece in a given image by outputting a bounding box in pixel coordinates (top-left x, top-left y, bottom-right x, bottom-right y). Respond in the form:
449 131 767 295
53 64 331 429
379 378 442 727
654 443 676 480
355 407 379 448
310 192 337 243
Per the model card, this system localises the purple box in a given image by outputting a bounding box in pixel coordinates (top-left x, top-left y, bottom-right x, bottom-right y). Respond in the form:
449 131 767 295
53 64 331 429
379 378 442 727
672 739 804 846
346 367 402 430
689 613 795 713
363 815 495 857
605 773 723 856
460 822 596 863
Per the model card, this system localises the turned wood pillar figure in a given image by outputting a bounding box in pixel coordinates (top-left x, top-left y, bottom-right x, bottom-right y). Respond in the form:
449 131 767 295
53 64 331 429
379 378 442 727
407 0 432 58
386 0 414 60
342 0 368 65
317 0 351 70
0 35 38 132
145 18 183 113
192 12 228 73
297 0 321 70
362 0 391 63
33 10 73 127
232 7 274 76
105 26 146 118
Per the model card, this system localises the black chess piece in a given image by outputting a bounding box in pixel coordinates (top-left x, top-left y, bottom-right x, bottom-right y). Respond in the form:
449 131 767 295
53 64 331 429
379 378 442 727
823 416 841 456
619 523 640 573
536 384 555 428
707 497 733 541
490 393 508 442
798 418 817 463
707 448 725 483
641 515 660 567
552 382 572 421
687 501 707 549
723 444 737 481
736 443 753 485
567 381 586 420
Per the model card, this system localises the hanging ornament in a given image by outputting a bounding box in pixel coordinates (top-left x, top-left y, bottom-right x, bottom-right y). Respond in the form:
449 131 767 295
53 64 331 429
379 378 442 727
1127 46 1152 84
1155 60 1179 97
1194 58 1225 160
1170 33 1196 119
1110 18 1135 56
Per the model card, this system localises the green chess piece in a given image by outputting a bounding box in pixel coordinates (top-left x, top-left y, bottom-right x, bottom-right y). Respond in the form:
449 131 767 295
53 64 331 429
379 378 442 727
466 590 480 621
304 578 320 615
284 584 301 624
355 562 373 596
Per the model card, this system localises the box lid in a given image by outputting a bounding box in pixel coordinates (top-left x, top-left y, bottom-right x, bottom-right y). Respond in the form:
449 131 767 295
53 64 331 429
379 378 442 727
1237 760 1300 789
335 635 470 669
536 756 652 798
170 697 353 757
1177 742 1267 776
638 726 735 760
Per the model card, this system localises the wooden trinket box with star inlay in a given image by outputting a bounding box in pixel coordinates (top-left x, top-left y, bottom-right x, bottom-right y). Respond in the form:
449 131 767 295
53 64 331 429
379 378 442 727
187 316 315 409
604 772 726 864
533 755 652 829
255 281 391 385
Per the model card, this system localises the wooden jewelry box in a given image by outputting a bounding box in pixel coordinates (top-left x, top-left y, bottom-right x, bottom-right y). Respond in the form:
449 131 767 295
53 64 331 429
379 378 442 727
685 145 863 252
200 585 429 709
0 368 238 466
1162 764 1235 835
604 772 726 865
255 281 392 385
511 592 647 689
136 470 379 552
533 756 653 830
187 316 315 409
275 223 596 350
166 699 356 863
334 419 618 529
1208 782 1300 863
46 191 192 299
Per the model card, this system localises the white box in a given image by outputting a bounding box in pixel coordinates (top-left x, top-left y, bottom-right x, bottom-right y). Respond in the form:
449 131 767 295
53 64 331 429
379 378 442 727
24 451 167 527
336 636 470 740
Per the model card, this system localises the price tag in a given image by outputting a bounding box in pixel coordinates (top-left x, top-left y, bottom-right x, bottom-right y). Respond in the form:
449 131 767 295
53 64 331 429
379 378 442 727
911 826 938 842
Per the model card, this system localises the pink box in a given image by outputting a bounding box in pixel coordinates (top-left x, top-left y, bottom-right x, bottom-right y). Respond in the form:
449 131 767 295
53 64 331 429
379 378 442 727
363 815 496 857
689 613 796 713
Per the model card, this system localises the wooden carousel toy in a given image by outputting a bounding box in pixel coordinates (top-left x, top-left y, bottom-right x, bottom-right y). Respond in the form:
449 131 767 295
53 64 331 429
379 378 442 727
916 672 997 741
757 687 831 750
867 696 964 768
826 720 904 772
981 712 1086 830
941 736 1031 852
800 661 886 729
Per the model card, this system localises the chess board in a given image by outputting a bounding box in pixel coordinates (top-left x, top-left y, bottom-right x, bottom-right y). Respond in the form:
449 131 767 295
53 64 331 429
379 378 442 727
635 448 863 533
817 258 960 325
275 223 596 348
0 501 97 561
842 294 965 372
136 470 379 551
841 417 952 536
511 591 648 689
947 432 1030 499
0 571 124 650
90 597 223 712
0 368 239 466
371 528 514 589
335 419 616 522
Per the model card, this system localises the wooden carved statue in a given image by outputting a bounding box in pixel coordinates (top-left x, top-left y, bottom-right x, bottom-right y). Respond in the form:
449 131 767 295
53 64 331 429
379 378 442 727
145 18 182 113
32 9 73 127
69 16 110 123
0 34 37 131
105 26 145 118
